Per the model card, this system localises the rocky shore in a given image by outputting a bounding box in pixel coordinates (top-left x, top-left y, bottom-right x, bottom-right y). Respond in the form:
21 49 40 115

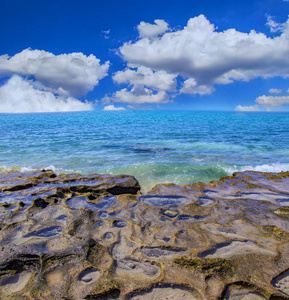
1 169 289 299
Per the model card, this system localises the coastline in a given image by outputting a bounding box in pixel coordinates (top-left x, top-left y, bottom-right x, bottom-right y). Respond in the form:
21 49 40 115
1 169 289 299
1 110 289 195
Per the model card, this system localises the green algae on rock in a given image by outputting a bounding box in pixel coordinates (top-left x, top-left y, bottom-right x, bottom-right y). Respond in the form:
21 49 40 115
174 257 235 278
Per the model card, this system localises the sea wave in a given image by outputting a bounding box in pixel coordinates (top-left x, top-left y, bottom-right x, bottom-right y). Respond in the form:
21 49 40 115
0 165 62 174
223 163 289 174
1 162 289 193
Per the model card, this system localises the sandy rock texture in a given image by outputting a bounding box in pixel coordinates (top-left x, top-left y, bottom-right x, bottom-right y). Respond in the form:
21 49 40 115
1 170 289 299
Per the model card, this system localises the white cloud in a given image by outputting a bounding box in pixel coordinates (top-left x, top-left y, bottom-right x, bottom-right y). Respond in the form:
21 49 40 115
102 29 110 39
235 104 260 112
269 88 282 94
0 75 93 113
0 48 110 97
180 78 214 95
113 66 177 92
110 66 176 104
266 15 288 33
120 15 289 95
236 89 289 111
256 95 289 107
287 88 289 93
110 85 170 104
103 104 125 111
137 19 169 38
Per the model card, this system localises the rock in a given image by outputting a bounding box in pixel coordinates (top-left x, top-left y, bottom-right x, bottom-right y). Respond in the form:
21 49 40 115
1 170 289 299
127 284 201 300
115 258 161 279
272 269 289 297
223 285 267 300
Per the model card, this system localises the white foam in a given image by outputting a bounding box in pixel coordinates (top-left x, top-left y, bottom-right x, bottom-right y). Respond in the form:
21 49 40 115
0 164 62 174
223 163 289 175
20 166 37 172
43 165 60 173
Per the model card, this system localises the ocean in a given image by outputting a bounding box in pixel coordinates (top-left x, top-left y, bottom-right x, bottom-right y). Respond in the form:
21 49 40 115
1 110 289 192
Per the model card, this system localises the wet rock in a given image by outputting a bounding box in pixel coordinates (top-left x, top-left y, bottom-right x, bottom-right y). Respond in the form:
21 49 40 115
0 270 33 296
162 209 179 218
223 285 267 300
138 195 190 207
85 288 120 299
23 226 63 238
32 197 49 208
198 240 277 259
115 258 161 279
1 170 289 298
139 247 188 260
78 269 101 283
272 269 289 297
127 285 201 300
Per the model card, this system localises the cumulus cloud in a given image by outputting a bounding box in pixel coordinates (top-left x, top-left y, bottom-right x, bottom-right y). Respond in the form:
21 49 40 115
103 104 125 111
0 48 109 97
110 85 170 104
113 66 177 92
180 78 214 95
0 75 93 113
137 19 169 38
120 14 289 95
236 88 289 111
235 104 260 112
256 95 289 107
108 65 177 104
269 88 282 94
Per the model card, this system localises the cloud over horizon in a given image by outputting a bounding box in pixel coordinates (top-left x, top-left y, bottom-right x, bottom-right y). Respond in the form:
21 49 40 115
103 104 125 111
235 104 260 112
0 75 93 113
0 49 110 97
108 85 170 104
235 90 289 112
0 49 109 112
114 14 289 106
256 95 289 107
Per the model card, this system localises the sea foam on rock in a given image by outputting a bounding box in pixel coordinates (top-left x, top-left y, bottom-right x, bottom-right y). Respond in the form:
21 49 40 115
1 170 289 299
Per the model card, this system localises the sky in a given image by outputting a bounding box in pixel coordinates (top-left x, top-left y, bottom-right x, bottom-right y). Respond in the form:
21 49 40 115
0 0 289 112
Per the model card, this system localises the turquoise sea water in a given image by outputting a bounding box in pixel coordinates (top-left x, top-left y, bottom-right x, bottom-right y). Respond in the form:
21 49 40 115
1 111 289 192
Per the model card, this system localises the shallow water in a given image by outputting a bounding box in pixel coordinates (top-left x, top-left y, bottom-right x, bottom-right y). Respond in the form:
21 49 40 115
1 111 289 191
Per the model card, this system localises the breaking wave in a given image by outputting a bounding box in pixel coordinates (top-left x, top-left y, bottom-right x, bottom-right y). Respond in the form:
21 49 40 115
224 163 289 174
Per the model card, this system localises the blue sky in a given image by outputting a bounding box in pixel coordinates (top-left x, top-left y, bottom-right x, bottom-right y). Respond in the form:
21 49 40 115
0 0 289 112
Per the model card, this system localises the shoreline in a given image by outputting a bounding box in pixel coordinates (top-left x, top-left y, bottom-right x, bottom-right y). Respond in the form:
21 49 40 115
1 163 289 194
1 169 289 299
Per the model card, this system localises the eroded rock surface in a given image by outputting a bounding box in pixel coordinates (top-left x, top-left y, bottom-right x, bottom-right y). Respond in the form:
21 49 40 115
1 170 289 299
